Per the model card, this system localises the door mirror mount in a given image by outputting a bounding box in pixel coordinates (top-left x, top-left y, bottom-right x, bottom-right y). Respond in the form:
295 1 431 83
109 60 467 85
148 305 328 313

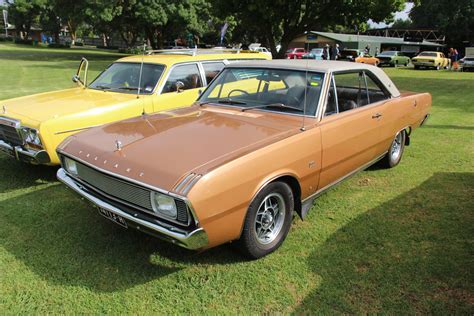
74 58 89 88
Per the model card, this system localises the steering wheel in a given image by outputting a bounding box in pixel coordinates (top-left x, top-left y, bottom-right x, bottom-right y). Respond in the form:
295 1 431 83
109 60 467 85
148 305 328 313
227 89 250 98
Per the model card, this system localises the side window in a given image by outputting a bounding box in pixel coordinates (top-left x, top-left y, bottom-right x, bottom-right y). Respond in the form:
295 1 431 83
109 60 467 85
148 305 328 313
202 62 225 85
364 72 389 103
333 71 367 112
162 64 203 93
324 76 338 116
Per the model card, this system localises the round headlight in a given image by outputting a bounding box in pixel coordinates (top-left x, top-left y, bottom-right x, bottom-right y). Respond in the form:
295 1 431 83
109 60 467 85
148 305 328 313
151 192 177 219
63 157 78 175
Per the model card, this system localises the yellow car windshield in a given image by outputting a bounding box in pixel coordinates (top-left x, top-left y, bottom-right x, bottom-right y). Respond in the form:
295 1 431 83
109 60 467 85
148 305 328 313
89 62 165 94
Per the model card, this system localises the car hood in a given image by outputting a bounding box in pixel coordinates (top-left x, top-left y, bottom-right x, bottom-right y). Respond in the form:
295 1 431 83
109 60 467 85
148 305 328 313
59 104 304 194
1 88 137 124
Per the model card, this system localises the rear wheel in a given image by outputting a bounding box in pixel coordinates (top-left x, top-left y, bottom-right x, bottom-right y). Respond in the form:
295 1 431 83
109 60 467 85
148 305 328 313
380 130 406 168
237 182 294 259
414 65 420 70
436 64 441 70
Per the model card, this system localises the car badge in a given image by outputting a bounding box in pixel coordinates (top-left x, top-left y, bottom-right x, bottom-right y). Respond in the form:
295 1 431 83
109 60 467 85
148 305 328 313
1 105 6 114
115 140 123 151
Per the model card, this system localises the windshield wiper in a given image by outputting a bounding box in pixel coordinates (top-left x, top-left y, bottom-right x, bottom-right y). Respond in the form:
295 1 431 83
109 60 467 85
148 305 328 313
94 85 111 90
217 99 247 105
118 86 139 91
242 103 304 112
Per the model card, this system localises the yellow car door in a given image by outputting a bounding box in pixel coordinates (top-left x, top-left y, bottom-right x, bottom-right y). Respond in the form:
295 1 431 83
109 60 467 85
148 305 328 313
153 63 204 112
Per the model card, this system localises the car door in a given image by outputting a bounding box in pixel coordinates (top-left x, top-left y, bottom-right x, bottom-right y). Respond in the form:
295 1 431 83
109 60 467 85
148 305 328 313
317 71 390 189
153 63 205 112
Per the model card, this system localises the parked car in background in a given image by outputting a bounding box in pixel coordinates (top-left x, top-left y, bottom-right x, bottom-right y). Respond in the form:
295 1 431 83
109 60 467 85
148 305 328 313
302 48 324 60
376 50 411 67
0 49 270 165
339 49 360 62
57 60 431 259
355 52 380 66
250 46 273 58
460 57 474 72
285 48 307 59
412 51 450 70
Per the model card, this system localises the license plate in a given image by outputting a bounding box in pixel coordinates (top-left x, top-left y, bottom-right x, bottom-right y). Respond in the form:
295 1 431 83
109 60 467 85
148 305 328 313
98 207 128 228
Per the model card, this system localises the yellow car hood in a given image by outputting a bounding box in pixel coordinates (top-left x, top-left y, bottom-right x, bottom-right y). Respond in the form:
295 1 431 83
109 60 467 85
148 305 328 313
2 87 137 125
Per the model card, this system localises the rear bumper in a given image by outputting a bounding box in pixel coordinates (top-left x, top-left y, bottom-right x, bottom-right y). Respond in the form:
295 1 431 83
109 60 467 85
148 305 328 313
0 139 50 164
56 168 208 250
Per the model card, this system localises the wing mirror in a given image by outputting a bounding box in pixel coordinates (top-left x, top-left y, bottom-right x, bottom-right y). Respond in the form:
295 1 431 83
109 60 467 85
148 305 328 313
73 57 89 88
175 81 185 93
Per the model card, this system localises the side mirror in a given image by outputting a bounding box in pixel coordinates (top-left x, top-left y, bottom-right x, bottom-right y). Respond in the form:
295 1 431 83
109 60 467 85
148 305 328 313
74 57 89 88
175 81 185 93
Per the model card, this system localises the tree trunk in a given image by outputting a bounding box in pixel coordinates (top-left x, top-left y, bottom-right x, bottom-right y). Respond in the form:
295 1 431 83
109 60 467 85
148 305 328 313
68 21 76 45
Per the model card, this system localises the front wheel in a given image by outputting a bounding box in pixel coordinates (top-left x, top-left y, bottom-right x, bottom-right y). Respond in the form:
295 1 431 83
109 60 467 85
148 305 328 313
380 130 406 168
237 182 294 259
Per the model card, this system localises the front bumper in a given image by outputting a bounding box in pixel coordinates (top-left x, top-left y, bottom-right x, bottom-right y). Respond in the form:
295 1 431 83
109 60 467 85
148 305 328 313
56 168 208 250
0 139 50 164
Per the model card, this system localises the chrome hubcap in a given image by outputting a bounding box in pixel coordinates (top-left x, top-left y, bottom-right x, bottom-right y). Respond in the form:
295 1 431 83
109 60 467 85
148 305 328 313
390 132 403 161
254 193 286 245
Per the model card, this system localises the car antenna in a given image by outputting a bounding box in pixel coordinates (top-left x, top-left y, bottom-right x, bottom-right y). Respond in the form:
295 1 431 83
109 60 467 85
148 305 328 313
137 42 146 114
301 42 309 131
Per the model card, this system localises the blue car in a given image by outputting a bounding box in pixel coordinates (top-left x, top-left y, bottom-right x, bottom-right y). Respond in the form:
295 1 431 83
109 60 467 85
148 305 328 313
302 48 324 60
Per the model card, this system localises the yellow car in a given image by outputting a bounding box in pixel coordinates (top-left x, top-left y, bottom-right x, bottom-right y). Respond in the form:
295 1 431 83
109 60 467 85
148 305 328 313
412 51 450 70
0 49 270 165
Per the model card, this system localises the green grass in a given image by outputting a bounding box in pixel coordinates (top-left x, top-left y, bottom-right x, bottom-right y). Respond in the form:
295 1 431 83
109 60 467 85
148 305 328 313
0 43 473 314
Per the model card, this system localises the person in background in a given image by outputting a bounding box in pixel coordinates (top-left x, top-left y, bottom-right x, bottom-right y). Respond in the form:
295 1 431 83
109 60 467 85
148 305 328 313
375 47 380 56
323 44 331 60
365 44 371 54
449 48 459 71
332 44 341 60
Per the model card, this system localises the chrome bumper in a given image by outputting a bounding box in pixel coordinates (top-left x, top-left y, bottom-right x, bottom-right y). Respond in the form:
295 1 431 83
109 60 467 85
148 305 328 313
56 168 208 250
0 139 50 164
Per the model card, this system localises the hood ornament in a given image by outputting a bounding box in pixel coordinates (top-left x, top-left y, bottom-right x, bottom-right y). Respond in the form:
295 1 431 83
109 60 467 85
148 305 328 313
2 105 6 114
115 140 123 151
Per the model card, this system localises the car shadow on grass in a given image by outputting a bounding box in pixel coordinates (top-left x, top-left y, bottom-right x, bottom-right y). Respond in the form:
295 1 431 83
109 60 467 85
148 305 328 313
0 184 245 293
0 157 58 193
294 172 473 314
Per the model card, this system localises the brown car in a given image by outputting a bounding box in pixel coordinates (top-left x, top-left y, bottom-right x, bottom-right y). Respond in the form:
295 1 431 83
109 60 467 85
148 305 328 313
57 60 431 259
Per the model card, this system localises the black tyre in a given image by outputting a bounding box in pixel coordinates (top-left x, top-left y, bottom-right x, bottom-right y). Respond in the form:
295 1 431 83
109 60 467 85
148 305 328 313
414 65 420 70
380 130 406 168
238 181 294 259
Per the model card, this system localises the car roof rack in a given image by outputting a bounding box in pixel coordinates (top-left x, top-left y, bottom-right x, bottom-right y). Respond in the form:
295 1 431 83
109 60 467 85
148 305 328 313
146 48 256 56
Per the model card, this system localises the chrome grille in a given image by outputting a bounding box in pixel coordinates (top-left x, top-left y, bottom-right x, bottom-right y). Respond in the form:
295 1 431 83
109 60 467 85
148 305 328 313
0 117 23 146
73 160 189 225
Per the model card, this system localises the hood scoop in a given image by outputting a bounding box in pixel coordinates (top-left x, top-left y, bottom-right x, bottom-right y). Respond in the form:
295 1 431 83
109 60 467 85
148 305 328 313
173 173 202 195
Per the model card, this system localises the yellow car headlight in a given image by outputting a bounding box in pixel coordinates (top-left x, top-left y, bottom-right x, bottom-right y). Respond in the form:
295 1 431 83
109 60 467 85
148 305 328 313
21 127 43 148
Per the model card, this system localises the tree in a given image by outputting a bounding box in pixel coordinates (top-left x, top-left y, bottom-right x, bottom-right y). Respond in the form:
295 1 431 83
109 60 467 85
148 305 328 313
6 0 43 39
410 0 474 47
212 0 408 58
391 18 413 29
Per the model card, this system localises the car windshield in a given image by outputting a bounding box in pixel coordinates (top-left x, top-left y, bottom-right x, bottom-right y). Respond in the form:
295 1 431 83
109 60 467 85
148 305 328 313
89 62 165 94
418 52 437 57
378 51 396 56
464 57 474 61
199 67 325 116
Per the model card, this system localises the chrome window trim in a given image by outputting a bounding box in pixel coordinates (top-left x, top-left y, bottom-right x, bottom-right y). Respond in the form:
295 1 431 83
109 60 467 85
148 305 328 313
156 61 204 95
58 151 200 226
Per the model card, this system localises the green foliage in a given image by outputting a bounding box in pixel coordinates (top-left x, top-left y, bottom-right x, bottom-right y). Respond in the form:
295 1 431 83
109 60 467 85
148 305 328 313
211 0 408 57
410 0 474 47
391 18 414 29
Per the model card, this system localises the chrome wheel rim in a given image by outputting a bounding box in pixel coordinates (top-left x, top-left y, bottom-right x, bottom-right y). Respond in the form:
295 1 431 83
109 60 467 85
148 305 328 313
390 132 403 161
254 193 286 245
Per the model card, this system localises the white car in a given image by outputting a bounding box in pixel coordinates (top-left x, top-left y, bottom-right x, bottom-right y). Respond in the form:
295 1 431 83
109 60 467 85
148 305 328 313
251 47 272 58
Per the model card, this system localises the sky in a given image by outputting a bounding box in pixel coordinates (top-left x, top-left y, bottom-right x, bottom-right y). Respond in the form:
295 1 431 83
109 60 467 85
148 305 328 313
368 2 414 28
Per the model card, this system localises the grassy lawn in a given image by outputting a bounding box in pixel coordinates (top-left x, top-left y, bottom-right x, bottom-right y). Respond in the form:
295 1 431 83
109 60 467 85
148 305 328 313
0 43 473 314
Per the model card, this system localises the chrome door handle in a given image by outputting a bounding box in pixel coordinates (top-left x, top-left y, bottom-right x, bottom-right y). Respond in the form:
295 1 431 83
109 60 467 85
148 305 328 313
372 113 382 119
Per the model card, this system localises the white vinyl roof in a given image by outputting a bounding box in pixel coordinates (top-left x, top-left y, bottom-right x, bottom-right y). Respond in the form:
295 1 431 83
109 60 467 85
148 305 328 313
227 60 401 97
